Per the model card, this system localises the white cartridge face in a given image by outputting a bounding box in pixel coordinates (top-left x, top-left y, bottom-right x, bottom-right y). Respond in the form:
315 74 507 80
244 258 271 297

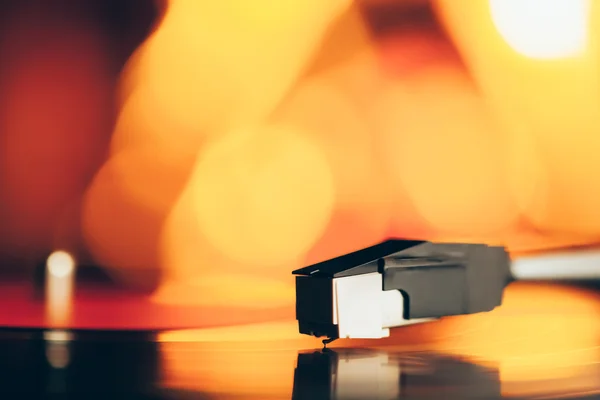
332 273 433 339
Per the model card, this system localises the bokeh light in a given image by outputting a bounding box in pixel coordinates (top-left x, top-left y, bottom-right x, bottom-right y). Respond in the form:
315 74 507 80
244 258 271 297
45 249 76 329
188 125 335 267
489 0 590 59
157 182 298 309
46 251 76 279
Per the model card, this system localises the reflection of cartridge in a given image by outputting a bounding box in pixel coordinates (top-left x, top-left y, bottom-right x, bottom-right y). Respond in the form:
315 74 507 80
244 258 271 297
291 348 501 400
293 240 511 341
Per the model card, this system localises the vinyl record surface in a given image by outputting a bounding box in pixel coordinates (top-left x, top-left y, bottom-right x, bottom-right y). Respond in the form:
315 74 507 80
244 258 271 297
1 281 599 398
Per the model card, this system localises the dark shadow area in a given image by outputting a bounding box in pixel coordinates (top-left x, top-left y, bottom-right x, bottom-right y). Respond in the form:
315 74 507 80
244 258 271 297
0 329 160 395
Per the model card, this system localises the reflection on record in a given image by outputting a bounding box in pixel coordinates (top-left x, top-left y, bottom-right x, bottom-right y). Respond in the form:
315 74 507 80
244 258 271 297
292 348 501 399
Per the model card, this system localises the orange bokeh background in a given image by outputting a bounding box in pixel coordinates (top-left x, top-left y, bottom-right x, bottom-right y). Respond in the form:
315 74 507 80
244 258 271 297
1 0 600 314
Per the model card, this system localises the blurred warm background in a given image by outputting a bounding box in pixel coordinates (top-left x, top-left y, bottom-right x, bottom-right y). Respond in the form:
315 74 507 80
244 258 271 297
2 0 600 312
